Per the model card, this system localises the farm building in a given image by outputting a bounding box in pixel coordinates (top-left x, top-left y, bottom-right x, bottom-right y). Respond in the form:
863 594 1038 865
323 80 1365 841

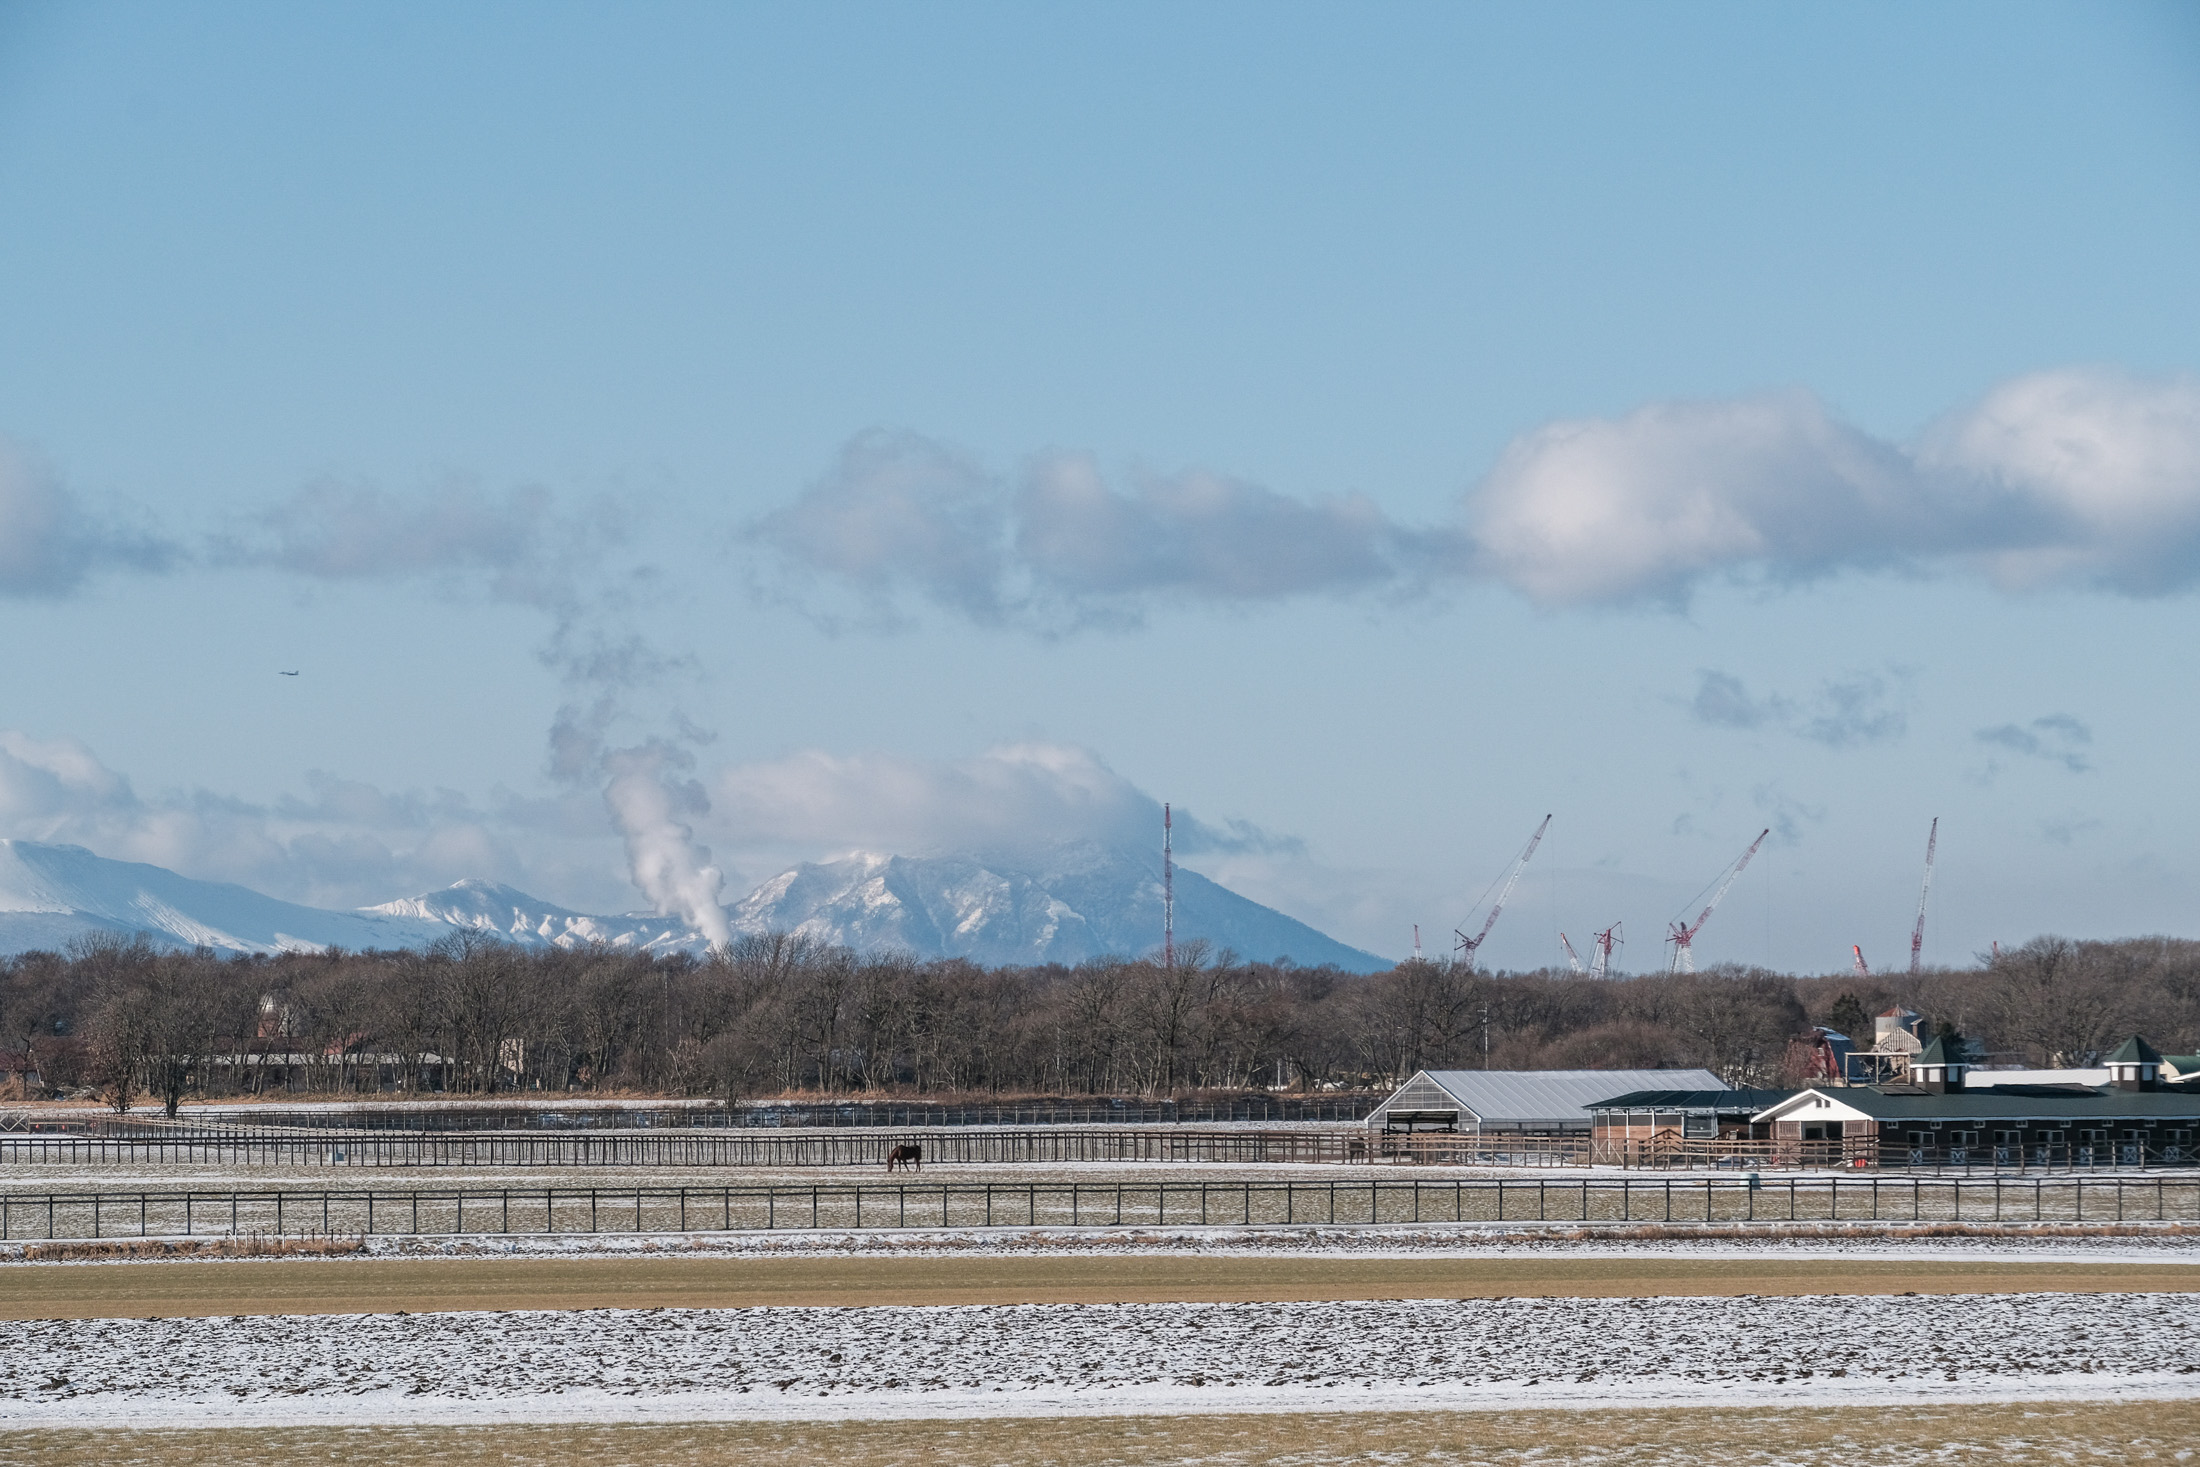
1367 1069 1725 1139
1586 1088 1796 1148
1753 1034 2200 1167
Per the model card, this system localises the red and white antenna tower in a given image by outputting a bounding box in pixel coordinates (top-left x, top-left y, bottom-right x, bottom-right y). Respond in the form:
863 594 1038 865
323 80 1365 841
1411 924 1423 962
1454 814 1552 972
1852 944 1870 978
1908 817 1937 974
1162 802 1174 969
1666 828 1770 973
1590 922 1622 978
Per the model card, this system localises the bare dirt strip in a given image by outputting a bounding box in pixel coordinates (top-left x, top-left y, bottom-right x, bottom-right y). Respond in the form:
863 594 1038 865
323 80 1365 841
6 1252 2198 1320
5 1400 2198 1467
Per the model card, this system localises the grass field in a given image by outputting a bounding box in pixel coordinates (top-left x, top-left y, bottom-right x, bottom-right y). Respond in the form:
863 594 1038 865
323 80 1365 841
5 1400 2197 1466
7 1251 2198 1319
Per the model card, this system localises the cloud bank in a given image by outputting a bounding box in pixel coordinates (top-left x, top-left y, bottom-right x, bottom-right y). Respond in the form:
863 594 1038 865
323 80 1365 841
0 440 177 596
704 741 1283 863
748 367 2200 623
0 731 1260 925
747 430 1451 630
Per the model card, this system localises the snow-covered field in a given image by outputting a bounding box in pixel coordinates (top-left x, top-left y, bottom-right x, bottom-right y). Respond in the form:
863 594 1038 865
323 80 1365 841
4 1290 2196 1427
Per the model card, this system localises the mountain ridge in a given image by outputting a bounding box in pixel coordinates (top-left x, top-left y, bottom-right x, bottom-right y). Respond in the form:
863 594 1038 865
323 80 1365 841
0 839 1386 971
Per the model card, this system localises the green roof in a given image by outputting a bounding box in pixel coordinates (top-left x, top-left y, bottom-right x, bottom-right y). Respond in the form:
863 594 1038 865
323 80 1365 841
1764 1088 2200 1122
2107 1035 2165 1066
1916 1034 1962 1066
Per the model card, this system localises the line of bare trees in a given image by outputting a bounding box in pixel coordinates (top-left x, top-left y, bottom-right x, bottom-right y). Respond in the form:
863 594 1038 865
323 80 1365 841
2 931 2195 1113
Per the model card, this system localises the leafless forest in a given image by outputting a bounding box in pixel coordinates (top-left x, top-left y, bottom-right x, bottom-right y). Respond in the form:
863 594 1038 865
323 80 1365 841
2 932 2196 1114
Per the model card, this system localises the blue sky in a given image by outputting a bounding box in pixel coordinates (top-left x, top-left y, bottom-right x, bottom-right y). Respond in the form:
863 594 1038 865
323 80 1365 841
1 2 2197 970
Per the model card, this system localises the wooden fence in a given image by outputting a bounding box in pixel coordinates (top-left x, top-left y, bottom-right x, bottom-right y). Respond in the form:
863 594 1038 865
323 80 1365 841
5 1173 2197 1242
0 1125 1364 1169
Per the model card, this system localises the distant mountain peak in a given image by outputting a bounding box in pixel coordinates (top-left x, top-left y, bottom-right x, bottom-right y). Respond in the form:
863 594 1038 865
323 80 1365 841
0 838 1385 970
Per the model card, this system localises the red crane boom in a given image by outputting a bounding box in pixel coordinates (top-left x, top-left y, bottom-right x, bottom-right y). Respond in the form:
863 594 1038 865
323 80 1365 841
1589 922 1622 978
1666 828 1770 973
1453 814 1552 972
1909 817 1937 974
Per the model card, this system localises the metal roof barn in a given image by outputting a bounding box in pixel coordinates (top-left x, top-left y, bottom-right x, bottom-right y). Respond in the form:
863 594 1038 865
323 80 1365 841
1368 1069 1727 1135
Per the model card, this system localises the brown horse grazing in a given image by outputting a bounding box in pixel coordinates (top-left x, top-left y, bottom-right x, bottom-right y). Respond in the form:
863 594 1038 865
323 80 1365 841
885 1142 923 1172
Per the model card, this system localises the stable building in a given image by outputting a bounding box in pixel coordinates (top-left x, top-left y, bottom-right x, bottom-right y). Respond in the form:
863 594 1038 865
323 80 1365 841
1752 1034 2200 1167
1368 1069 1725 1140
1585 1088 1796 1160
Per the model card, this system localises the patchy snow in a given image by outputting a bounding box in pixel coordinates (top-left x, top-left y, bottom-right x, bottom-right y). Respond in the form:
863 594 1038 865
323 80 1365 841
3 1292 2196 1427
10 1222 2198 1267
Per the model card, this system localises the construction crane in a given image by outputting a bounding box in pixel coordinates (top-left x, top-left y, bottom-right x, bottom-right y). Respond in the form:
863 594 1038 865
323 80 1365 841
1852 944 1870 978
1908 817 1938 974
1589 922 1622 978
1665 828 1770 973
1454 814 1553 972
1559 932 1585 974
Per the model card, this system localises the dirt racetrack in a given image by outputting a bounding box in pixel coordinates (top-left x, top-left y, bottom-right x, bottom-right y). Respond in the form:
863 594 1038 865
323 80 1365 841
6 1251 2198 1320
6 1400 2199 1467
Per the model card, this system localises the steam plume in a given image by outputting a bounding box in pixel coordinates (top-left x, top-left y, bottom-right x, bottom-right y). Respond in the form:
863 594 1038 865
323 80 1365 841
601 740 735 948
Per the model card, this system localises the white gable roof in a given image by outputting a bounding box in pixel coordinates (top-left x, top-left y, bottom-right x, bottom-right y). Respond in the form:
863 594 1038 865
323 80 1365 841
1753 1089 1879 1124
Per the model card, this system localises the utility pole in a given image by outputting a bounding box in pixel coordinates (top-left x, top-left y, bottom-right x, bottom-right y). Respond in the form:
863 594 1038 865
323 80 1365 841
1162 803 1174 969
1481 1004 1491 1069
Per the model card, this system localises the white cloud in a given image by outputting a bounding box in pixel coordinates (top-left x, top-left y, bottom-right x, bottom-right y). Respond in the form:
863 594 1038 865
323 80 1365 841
745 431 1446 630
0 438 177 596
0 731 1302 928
750 366 2200 622
744 431 1012 627
1919 368 2200 595
1468 392 1933 605
0 730 594 912
1472 367 2200 606
1014 455 1424 604
214 478 630 619
704 742 1281 863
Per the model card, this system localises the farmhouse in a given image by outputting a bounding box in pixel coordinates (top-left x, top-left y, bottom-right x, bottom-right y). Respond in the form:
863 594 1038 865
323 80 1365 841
1754 1035 2200 1167
1368 1069 1724 1140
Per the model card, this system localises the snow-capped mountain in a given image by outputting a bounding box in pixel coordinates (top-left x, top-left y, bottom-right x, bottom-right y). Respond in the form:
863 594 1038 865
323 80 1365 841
0 838 1388 971
728 843 1387 971
0 840 452 955
362 879 701 954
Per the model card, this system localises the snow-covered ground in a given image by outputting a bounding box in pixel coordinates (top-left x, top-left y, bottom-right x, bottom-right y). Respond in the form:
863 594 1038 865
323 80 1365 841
4 1291 2195 1427
12 1223 2198 1265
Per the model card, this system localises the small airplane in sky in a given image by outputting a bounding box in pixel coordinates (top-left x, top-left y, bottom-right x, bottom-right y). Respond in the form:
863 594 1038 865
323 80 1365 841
278 670 300 676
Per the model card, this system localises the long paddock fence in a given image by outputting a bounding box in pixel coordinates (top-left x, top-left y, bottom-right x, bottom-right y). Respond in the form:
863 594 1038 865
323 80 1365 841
2 1097 1381 1134
6 1126 2193 1174
0 1126 1367 1169
4 1174 2198 1243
